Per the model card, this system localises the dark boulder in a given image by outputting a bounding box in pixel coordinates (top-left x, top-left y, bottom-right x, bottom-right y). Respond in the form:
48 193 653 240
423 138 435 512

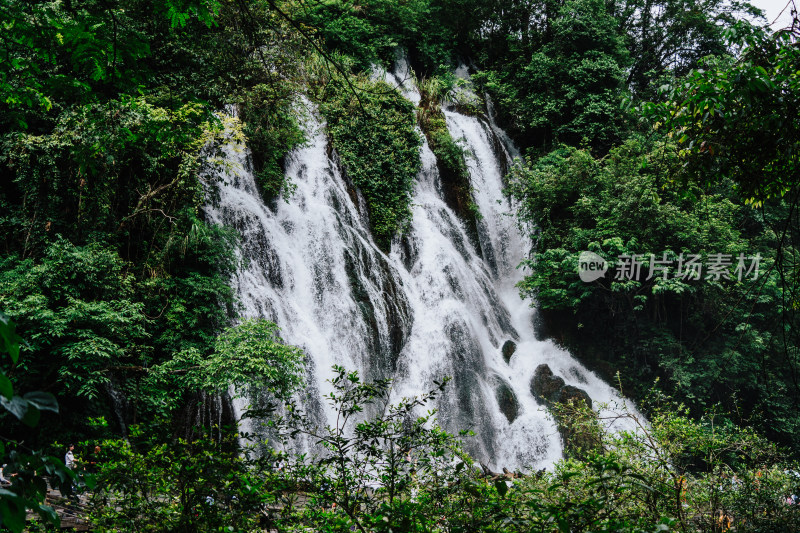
530 364 565 405
529 364 600 459
557 385 592 410
501 340 517 364
495 382 519 423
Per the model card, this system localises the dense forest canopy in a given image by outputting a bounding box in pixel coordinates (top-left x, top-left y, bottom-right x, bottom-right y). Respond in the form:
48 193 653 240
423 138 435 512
1 0 800 530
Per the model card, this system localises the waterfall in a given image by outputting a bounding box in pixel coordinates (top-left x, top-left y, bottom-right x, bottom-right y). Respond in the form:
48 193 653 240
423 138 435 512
205 74 638 471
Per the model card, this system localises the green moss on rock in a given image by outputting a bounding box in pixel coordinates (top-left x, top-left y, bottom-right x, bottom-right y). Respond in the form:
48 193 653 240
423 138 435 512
417 77 479 239
239 83 305 202
320 78 421 250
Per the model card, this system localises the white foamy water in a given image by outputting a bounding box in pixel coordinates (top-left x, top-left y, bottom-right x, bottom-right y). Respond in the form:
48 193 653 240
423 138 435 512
205 71 640 470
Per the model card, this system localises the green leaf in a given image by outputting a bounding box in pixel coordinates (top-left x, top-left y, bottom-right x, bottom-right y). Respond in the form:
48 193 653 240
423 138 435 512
0 312 21 364
83 473 97 490
8 343 19 364
21 402 41 427
0 395 29 421
494 479 509 497
35 503 59 525
0 372 12 400
24 391 59 413
0 498 25 533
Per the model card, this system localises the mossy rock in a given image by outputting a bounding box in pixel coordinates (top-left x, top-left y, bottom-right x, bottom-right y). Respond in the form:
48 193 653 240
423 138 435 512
557 384 592 410
530 364 600 459
495 382 519 423
530 364 565 405
501 340 516 364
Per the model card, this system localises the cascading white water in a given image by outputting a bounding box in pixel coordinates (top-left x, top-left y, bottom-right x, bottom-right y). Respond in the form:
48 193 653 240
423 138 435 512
206 70 638 471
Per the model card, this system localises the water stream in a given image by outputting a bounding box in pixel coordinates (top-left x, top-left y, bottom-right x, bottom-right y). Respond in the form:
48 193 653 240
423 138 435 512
205 69 637 470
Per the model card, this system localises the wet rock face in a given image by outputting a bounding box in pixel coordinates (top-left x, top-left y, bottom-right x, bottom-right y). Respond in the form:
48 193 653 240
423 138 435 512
531 364 566 405
529 364 599 459
530 364 592 409
441 317 495 460
495 383 519 423
558 385 592 410
342 242 412 378
501 340 517 364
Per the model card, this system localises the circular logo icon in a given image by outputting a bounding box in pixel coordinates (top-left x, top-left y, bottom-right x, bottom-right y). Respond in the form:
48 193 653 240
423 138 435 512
578 251 608 282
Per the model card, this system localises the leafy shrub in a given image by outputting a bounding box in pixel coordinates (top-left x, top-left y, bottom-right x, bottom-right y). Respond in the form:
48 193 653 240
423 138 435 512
89 428 272 533
508 139 800 450
239 83 305 202
0 313 83 533
321 78 421 250
146 318 306 412
416 76 478 226
524 396 800 532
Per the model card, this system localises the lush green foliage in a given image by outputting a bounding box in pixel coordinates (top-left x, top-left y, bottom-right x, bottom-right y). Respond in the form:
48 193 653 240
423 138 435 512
505 20 800 454
616 0 760 97
640 23 800 205
69 369 800 532
0 239 146 400
88 428 272 533
508 138 800 449
0 313 58 426
0 314 83 533
239 83 306 201
0 0 312 446
149 318 306 402
290 0 466 73
270 367 477 531
467 0 757 153
3 0 799 529
416 76 478 225
476 0 630 153
320 78 421 249
511 397 800 532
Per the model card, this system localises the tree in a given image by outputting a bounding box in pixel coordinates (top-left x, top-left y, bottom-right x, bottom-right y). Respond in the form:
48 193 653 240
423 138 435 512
512 395 800 531
88 427 273 533
269 366 476 532
0 312 78 533
320 77 421 249
641 21 800 204
614 0 761 97
636 19 800 445
508 138 800 448
476 0 630 153
147 318 306 406
0 240 147 401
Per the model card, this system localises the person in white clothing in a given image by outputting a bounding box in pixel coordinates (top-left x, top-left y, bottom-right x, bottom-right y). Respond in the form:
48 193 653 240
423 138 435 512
0 464 11 485
65 444 75 470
